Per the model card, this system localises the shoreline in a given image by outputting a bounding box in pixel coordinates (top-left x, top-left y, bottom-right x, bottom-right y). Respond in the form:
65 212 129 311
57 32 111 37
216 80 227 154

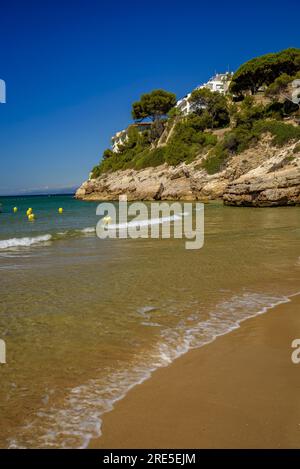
89 293 300 449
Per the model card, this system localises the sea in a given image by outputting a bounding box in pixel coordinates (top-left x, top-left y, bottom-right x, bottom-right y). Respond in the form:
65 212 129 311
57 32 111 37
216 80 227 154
0 194 299 448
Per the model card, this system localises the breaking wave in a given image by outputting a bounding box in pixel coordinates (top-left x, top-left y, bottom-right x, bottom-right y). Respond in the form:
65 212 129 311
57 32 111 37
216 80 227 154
0 227 96 251
0 234 52 250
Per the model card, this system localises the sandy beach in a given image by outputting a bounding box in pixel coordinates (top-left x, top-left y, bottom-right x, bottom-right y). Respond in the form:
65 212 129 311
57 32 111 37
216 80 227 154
90 294 300 449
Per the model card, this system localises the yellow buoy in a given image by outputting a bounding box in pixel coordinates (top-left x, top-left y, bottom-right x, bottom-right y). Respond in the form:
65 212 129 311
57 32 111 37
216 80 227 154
13 207 18 213
28 213 35 221
58 207 63 214
26 208 33 216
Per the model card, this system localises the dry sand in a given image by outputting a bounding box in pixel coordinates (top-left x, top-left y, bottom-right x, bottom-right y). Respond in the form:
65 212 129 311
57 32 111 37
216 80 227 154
90 294 300 449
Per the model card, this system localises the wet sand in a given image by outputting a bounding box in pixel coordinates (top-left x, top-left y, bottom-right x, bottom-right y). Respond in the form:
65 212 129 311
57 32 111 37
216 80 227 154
90 294 300 449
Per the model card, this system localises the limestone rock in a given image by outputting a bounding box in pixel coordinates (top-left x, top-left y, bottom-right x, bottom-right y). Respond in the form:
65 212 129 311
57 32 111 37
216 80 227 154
76 140 300 207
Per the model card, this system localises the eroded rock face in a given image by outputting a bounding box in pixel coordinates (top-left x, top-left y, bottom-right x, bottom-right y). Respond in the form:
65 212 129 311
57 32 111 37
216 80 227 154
75 140 300 207
75 161 226 201
223 144 300 206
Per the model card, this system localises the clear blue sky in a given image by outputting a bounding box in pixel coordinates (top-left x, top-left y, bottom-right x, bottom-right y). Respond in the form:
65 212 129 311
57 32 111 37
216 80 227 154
0 0 299 194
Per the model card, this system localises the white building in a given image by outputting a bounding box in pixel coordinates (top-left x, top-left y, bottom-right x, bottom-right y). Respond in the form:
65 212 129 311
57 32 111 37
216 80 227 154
111 129 128 153
199 72 232 94
176 93 193 115
291 79 300 105
176 72 232 116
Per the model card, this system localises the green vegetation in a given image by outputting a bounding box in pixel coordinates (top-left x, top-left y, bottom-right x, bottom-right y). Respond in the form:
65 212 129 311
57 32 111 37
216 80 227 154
265 73 293 96
253 120 300 146
230 48 300 95
266 71 300 96
189 88 230 128
90 48 300 178
91 126 151 175
163 119 217 166
131 89 177 142
134 147 167 170
132 89 177 122
91 117 217 176
203 120 300 174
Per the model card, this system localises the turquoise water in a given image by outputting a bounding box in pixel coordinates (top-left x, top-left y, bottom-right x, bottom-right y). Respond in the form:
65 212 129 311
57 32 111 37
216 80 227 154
0 195 99 246
0 195 300 448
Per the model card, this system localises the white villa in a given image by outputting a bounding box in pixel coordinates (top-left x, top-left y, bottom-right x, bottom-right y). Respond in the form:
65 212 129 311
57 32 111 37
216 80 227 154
291 79 300 105
176 72 232 115
201 72 232 93
111 129 128 152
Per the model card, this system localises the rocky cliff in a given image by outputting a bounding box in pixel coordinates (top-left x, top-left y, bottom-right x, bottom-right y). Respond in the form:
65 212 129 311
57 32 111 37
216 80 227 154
76 139 300 207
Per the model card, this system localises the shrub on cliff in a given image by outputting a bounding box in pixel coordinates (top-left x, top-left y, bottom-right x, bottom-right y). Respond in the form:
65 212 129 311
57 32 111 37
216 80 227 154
133 147 167 170
253 120 300 146
102 148 114 160
91 164 102 178
165 141 197 165
202 119 300 175
202 125 257 174
235 96 267 126
202 144 229 174
233 95 296 126
164 120 218 165
92 125 152 175
265 73 293 96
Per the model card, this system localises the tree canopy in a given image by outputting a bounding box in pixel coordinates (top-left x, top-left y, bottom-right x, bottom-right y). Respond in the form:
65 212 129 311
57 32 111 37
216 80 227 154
189 88 230 128
132 89 176 122
230 48 300 95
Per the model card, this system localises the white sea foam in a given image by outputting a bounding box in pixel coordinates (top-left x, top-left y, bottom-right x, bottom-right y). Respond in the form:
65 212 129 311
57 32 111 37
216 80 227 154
81 227 96 234
0 234 52 250
0 227 96 251
8 290 300 449
0 214 185 252
106 214 186 230
56 226 95 237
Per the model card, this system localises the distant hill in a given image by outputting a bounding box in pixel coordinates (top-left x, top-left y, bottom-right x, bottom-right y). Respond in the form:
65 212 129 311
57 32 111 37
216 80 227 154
0 186 79 197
